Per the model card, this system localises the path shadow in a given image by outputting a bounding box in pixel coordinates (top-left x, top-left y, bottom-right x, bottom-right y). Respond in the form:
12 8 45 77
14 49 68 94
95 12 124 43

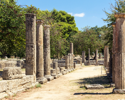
74 92 112 95
76 75 110 88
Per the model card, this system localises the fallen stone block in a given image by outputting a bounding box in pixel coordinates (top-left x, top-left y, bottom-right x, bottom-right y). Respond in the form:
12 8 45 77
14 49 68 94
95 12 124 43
2 67 22 80
84 84 104 89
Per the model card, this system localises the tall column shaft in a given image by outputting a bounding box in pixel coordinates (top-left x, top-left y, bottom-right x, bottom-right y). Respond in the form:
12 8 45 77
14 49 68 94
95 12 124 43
44 25 51 76
112 23 116 83
114 13 125 89
25 13 36 81
36 19 44 79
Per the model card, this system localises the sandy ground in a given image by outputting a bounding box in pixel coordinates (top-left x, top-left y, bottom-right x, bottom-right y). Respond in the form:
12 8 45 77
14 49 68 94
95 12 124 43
2 65 125 100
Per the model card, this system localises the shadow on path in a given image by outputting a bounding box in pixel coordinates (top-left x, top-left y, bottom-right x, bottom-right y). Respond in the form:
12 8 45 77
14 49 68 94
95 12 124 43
74 92 112 95
76 76 110 88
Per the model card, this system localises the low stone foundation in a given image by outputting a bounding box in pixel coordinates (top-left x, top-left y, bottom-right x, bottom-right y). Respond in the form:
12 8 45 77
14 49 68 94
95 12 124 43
0 59 26 70
0 75 37 99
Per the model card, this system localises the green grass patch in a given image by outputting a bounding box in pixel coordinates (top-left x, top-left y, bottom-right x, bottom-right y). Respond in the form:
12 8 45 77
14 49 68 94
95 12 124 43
35 83 41 88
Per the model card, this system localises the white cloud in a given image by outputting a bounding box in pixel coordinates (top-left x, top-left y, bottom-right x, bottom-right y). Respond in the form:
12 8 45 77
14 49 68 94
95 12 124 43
74 13 85 17
68 13 73 16
68 12 85 17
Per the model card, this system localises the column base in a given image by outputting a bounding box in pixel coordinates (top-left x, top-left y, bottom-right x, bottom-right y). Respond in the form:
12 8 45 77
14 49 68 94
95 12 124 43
68 69 71 73
45 75 54 81
62 71 67 75
112 88 125 94
36 77 47 84
110 83 115 87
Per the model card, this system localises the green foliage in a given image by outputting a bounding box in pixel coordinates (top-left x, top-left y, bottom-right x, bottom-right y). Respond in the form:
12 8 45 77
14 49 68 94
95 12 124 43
103 0 125 51
72 26 105 55
0 1 78 58
0 0 25 57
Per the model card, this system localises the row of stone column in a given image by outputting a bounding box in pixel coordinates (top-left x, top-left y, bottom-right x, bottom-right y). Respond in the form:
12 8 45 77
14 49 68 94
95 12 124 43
82 48 100 65
25 13 76 84
25 13 54 83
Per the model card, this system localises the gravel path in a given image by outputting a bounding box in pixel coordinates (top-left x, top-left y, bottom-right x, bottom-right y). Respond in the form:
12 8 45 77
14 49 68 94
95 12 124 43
4 65 120 100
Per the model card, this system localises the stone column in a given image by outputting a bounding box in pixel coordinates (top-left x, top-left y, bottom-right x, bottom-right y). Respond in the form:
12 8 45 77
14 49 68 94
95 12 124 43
99 53 102 59
113 13 125 93
53 62 61 77
44 25 54 81
36 19 47 84
65 55 69 70
95 49 98 65
82 51 86 63
25 13 36 82
88 48 90 65
104 46 109 70
71 54 74 70
112 23 116 83
68 53 72 72
53 62 58 75
70 43 73 54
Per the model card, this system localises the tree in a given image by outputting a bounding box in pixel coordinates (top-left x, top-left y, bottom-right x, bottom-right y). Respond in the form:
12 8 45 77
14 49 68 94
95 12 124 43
0 0 26 57
103 0 125 51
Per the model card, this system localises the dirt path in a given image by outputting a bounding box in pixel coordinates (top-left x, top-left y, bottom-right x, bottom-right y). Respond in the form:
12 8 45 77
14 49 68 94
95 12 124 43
3 65 125 100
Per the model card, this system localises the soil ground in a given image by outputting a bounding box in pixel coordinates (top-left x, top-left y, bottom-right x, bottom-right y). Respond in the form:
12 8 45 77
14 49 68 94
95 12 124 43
2 65 125 100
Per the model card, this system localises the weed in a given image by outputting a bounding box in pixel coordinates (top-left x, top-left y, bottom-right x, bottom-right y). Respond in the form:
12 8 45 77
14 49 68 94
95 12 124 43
35 83 41 88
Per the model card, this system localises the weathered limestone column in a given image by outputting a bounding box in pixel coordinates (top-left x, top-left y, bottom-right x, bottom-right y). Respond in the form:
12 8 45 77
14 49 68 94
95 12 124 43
104 46 109 70
68 53 72 72
95 49 98 65
99 53 102 59
112 23 116 83
113 13 125 93
88 48 90 65
53 61 62 77
82 51 86 63
53 62 58 75
71 54 74 70
65 55 69 70
44 25 54 81
25 13 36 82
70 43 73 54
36 19 47 84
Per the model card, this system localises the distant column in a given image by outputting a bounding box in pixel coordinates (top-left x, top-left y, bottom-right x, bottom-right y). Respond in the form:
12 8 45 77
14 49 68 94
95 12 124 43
70 43 73 54
44 25 54 81
25 13 36 82
65 55 69 70
104 46 109 70
36 19 47 83
95 49 98 65
88 48 90 65
99 53 102 59
82 51 86 63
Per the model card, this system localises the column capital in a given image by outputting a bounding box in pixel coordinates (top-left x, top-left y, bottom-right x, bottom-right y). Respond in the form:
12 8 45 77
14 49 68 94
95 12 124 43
36 19 43 24
114 13 125 18
112 22 116 28
25 13 36 17
44 25 51 29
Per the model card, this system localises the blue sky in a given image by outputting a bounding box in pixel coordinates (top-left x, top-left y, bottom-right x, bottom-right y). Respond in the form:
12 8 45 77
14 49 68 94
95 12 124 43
16 0 116 30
